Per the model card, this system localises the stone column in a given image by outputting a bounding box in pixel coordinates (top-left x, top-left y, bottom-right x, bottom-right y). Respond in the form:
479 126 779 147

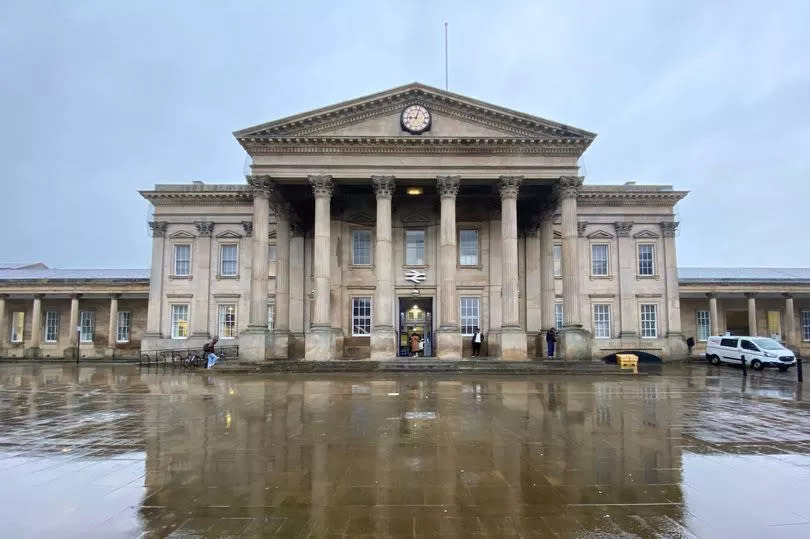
0 294 6 353
241 175 273 362
525 223 542 357
746 293 757 336
539 211 555 336
498 176 527 360
106 294 120 356
192 221 214 338
661 221 686 359
271 200 291 359
371 176 397 359
306 174 337 360
435 175 462 359
784 294 795 347
708 293 719 338
68 294 80 359
26 294 43 358
144 221 167 345
556 176 591 360
615 222 637 338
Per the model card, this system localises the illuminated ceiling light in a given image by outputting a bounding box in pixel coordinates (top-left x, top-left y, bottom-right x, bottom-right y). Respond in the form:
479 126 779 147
406 187 423 195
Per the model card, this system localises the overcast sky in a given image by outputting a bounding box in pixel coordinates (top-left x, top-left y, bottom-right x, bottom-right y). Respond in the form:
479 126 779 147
2 0 809 269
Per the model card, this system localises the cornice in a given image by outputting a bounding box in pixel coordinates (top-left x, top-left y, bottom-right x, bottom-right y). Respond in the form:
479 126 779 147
577 190 688 207
140 191 253 206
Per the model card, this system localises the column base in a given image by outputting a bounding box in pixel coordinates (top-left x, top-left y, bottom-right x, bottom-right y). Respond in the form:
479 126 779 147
23 347 40 359
239 327 270 363
435 327 462 359
499 326 527 361
667 333 688 361
370 326 397 360
271 330 291 360
305 326 338 361
558 326 593 360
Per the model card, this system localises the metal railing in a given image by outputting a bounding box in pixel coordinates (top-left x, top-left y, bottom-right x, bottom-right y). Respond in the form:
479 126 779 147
139 345 239 368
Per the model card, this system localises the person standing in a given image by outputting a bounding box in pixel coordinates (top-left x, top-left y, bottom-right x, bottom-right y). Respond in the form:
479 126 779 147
471 327 484 357
204 336 220 368
546 327 557 358
409 333 421 357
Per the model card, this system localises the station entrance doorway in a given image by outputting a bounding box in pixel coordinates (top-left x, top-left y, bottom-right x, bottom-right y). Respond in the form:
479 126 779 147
398 297 434 357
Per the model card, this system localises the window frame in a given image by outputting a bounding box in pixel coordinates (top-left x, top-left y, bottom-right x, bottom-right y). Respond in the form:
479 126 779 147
44 311 59 343
554 303 564 329
79 311 95 343
458 228 480 267
351 297 372 337
404 228 427 266
170 303 190 339
696 310 710 342
219 243 239 277
173 243 192 277
592 303 611 339
637 243 656 277
267 302 275 331
10 312 24 343
351 228 373 266
459 296 481 336
217 303 237 339
590 243 609 277
116 311 131 343
268 244 277 263
553 244 563 277
802 311 810 342
640 303 658 338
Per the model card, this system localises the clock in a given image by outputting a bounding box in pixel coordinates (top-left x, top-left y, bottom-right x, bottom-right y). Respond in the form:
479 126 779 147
401 104 431 134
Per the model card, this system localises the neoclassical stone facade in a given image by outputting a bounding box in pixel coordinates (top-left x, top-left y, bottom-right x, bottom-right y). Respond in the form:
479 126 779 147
140 83 689 361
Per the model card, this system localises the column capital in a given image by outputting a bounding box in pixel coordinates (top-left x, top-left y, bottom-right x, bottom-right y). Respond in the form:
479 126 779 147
110 293 121 300
247 174 274 198
705 292 716 299
556 176 584 199
661 221 679 237
498 175 523 199
577 221 588 237
371 175 396 199
241 221 253 236
783 293 794 300
70 293 82 300
32 294 44 300
614 221 634 237
308 174 334 198
436 175 460 199
148 221 168 238
0 293 8 299
194 221 214 237
745 292 757 299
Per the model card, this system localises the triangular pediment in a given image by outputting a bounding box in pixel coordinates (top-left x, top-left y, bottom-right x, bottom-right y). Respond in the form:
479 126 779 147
587 230 614 240
633 230 659 239
169 230 195 239
347 211 375 225
216 230 243 239
234 83 596 142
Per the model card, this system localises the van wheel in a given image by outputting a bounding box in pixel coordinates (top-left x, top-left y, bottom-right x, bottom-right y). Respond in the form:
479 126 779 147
778 366 789 372
710 355 721 366
751 359 764 371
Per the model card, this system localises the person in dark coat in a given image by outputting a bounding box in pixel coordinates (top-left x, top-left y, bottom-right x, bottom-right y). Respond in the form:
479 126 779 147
546 327 558 358
471 327 484 357
204 336 220 368
686 336 695 356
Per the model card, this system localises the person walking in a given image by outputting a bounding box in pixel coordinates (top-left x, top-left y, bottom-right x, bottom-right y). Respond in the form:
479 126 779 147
204 336 220 368
546 327 557 358
409 333 422 357
471 327 484 357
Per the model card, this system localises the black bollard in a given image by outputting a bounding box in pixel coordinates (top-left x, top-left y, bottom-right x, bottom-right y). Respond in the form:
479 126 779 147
741 354 747 377
798 356 804 383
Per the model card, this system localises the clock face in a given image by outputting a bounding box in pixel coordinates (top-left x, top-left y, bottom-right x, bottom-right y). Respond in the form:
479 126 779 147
401 104 431 133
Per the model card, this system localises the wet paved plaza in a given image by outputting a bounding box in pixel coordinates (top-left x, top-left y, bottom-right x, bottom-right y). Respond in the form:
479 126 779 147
1 363 810 538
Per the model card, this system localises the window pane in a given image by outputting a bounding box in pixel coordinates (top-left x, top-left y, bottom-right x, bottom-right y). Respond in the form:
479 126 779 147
171 304 189 339
218 304 237 338
638 244 654 275
803 311 810 341
267 304 274 331
696 311 710 341
553 245 562 277
268 245 277 262
80 311 94 342
460 297 480 336
593 304 611 338
220 244 238 276
352 230 372 265
45 311 59 342
11 312 24 342
174 244 191 275
640 304 657 338
405 230 425 265
459 230 479 266
591 244 608 276
117 311 131 342
352 297 372 336
555 303 564 329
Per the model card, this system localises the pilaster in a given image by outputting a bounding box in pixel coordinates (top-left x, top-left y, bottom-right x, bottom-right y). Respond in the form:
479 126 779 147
615 221 637 337
144 221 167 340
191 220 213 338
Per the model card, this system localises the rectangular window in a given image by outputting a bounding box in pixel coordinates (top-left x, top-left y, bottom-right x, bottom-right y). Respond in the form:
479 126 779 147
553 244 562 277
268 245 277 262
267 303 274 331
117 311 131 343
174 244 191 276
351 297 372 336
218 304 237 339
459 229 479 266
220 244 238 276
554 303 564 329
591 244 609 276
171 304 190 339
352 229 372 265
44 311 59 342
80 311 94 342
10 312 24 343
593 304 611 338
696 311 710 341
640 304 658 338
638 244 655 276
405 230 425 265
802 311 810 341
460 297 480 336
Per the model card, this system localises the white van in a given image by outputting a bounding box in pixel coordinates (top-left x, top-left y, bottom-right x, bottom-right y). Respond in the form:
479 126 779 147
706 336 796 371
